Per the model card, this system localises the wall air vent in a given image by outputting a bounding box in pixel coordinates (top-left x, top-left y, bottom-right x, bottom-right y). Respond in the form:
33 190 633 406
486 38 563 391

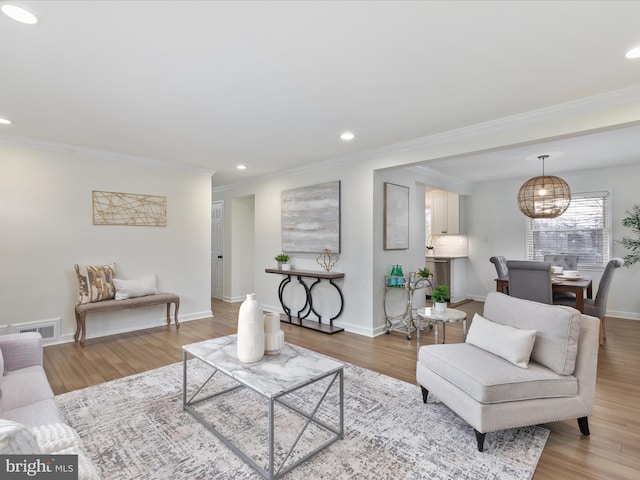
11 318 60 343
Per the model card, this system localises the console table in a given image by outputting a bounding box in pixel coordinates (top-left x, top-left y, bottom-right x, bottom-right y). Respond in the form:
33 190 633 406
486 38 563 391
265 268 344 334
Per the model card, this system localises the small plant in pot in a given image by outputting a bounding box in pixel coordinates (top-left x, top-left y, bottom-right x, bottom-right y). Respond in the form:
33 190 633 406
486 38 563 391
417 267 432 278
274 253 291 270
431 285 449 314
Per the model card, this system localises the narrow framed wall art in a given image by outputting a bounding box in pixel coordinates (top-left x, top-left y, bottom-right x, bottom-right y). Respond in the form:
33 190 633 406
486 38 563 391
384 182 409 250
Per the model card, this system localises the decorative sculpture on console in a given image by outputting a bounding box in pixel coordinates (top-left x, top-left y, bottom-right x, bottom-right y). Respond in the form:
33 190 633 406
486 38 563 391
316 249 339 272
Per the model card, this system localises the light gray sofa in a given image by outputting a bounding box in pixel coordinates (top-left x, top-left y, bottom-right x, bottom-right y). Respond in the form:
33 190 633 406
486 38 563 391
0 333 100 479
0 333 63 426
417 292 600 451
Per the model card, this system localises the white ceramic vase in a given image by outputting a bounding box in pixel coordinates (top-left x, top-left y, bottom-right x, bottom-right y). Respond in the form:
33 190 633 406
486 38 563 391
237 293 264 363
263 312 284 354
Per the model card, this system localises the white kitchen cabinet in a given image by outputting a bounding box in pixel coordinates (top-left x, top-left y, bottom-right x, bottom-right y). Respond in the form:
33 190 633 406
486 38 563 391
430 190 459 235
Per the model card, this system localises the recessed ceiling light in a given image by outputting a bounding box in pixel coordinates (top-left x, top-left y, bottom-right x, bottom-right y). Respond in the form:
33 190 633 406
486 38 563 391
236 164 247 170
1 4 39 25
0 117 12 125
625 45 640 59
340 132 355 141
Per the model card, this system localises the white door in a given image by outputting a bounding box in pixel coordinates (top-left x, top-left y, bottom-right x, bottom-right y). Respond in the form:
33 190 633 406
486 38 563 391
211 201 224 299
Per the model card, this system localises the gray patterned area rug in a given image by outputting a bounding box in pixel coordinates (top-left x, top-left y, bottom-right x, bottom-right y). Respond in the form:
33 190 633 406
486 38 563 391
56 356 548 480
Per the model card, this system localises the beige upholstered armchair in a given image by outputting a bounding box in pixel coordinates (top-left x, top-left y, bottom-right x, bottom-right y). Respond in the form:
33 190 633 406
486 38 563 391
416 292 600 451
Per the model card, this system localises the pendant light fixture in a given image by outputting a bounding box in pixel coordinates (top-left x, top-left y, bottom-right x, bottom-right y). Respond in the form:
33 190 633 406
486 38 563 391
517 154 571 219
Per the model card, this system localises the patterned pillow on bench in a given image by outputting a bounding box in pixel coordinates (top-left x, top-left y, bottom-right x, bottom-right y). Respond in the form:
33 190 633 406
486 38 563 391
74 263 116 304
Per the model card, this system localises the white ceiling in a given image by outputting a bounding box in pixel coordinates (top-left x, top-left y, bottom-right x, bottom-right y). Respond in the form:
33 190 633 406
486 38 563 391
1 0 640 187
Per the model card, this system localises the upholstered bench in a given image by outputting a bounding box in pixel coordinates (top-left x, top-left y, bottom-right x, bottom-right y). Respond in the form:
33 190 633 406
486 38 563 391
74 293 180 347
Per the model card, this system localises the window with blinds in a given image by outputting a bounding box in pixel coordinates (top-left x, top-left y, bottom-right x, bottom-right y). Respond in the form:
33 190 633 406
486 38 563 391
526 191 610 268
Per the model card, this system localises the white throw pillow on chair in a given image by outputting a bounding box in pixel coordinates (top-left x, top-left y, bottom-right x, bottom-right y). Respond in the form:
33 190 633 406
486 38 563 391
466 313 537 368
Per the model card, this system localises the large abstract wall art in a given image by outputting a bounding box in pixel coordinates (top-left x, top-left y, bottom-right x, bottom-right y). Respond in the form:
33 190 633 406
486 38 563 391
281 181 340 253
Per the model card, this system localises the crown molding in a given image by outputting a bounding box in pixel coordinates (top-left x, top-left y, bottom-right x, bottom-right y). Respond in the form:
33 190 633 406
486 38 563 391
0 133 215 177
6 85 640 189
214 84 640 192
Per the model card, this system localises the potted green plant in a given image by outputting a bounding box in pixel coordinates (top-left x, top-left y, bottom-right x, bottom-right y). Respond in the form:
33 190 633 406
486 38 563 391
417 267 432 278
619 204 640 266
416 268 432 288
431 285 449 313
274 253 291 270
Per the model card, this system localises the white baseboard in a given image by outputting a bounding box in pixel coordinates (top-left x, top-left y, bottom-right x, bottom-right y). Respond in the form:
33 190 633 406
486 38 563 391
47 310 214 346
606 309 640 321
223 295 246 303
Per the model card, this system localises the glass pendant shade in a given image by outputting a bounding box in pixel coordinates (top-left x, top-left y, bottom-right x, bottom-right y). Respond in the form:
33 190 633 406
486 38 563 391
517 155 571 219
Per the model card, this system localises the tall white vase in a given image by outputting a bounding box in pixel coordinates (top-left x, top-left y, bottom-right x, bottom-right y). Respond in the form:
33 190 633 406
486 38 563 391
264 312 284 354
237 293 264 363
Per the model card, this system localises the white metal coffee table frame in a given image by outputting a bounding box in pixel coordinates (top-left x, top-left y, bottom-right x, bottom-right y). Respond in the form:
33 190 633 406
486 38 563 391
182 335 344 480
416 307 467 347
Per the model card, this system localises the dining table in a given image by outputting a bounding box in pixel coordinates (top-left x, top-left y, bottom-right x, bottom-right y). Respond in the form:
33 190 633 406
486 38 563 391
495 274 593 312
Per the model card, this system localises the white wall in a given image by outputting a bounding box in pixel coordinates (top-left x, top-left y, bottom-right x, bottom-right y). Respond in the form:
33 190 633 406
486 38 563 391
214 160 640 339
230 195 255 300
465 165 640 319
0 143 213 343
372 170 428 334
214 161 377 335
212 95 640 336
212 161 431 337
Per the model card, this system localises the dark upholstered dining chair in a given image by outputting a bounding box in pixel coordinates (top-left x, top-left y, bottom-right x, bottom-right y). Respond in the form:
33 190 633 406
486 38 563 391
554 258 624 345
490 256 509 294
490 256 508 278
506 260 553 304
544 254 579 270
545 254 580 302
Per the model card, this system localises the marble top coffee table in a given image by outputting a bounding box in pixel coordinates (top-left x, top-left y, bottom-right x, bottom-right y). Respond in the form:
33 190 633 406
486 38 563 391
182 335 344 480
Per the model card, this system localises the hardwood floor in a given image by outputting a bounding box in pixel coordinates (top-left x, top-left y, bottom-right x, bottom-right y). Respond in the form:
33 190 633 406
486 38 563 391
43 299 640 480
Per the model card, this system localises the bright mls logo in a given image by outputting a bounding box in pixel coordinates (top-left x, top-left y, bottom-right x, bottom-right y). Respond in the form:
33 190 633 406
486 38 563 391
0 455 77 479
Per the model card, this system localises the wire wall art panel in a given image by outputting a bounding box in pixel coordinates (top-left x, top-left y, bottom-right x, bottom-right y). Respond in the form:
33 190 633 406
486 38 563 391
92 190 167 227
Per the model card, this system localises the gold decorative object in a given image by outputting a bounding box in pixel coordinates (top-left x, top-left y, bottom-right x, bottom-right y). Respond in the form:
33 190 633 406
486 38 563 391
316 249 339 272
517 155 571 219
92 190 167 226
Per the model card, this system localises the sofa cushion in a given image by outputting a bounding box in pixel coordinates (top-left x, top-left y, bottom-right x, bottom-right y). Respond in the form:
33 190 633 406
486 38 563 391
483 292 581 375
0 419 41 454
74 263 116 304
1 399 64 428
419 343 578 404
1 367 54 412
466 313 537 368
114 274 157 300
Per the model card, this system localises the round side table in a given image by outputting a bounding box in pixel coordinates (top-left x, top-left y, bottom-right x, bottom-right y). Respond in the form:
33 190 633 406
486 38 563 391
416 307 467 347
